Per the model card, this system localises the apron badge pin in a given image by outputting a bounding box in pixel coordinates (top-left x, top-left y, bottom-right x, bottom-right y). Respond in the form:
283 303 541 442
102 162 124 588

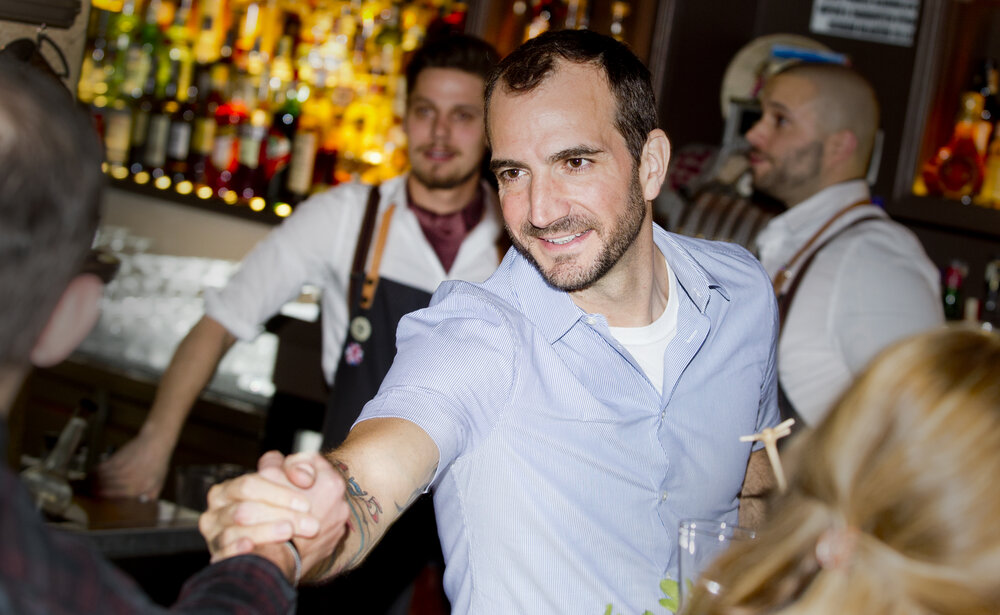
344 341 365 366
350 315 373 342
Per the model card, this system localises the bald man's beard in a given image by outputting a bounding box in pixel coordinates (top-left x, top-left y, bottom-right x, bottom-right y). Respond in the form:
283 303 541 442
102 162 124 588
751 140 825 206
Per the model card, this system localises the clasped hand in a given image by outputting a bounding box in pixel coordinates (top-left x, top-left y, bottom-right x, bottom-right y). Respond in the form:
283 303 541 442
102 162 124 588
198 450 350 581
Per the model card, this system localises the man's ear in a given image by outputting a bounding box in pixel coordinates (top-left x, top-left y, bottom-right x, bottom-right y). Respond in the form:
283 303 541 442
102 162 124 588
824 129 858 169
30 274 104 368
639 129 671 202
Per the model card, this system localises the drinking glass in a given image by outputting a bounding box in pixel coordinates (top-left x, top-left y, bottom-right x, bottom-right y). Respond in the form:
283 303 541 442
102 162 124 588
677 518 756 610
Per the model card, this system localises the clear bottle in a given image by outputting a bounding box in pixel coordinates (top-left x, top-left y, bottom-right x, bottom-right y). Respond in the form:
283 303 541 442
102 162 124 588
20 417 88 517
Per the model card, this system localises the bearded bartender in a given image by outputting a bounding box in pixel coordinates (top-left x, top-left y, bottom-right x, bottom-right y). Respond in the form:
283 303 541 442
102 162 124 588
746 62 942 427
96 35 503 614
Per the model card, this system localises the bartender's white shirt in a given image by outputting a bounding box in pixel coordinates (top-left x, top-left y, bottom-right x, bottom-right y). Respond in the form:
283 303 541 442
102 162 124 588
203 174 503 385
755 180 944 424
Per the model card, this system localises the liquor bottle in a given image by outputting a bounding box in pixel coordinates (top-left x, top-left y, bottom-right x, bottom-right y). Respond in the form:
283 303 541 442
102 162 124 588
285 80 329 205
231 106 270 204
127 56 161 176
121 0 163 101
102 88 134 177
162 1 197 185
166 78 197 185
270 26 297 91
193 0 227 65
145 56 189 183
975 130 1000 208
371 2 403 79
982 258 1000 330
187 63 224 190
264 84 301 206
971 57 1000 122
609 0 630 40
107 0 140 100
162 0 195 95
78 7 114 108
524 0 565 41
921 92 993 201
142 77 175 182
942 259 968 321
207 73 251 197
564 0 589 29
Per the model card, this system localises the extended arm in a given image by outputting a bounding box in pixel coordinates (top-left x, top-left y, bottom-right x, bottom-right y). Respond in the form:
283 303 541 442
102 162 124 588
199 417 439 583
96 315 236 498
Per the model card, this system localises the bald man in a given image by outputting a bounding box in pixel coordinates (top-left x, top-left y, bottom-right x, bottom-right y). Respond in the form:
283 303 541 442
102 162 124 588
746 63 943 426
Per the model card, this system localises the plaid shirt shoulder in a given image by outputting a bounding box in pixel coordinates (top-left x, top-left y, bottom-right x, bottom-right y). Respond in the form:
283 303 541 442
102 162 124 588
0 462 295 614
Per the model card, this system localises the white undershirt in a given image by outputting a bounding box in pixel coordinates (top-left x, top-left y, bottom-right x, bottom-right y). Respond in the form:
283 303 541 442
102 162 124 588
608 256 679 394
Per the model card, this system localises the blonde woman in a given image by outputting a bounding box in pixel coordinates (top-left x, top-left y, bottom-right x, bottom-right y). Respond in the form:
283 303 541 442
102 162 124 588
683 326 1000 615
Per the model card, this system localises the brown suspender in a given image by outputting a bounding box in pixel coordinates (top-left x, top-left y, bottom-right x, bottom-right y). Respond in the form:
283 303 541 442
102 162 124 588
348 185 382 318
776 213 885 331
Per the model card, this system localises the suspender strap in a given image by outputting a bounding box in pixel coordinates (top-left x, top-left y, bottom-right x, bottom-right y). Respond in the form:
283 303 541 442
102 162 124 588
771 199 870 294
359 204 396 310
348 185 382 318
777 214 884 332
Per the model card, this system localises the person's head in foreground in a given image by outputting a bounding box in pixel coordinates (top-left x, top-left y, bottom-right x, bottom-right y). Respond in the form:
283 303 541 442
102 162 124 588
0 54 104 413
683 326 1000 615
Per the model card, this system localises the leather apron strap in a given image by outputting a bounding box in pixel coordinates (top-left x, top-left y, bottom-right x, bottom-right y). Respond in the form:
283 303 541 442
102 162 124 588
775 211 884 427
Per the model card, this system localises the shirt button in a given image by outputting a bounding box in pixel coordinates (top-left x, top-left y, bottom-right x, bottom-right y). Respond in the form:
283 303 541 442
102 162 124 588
660 410 666 420
585 315 597 325
660 491 668 502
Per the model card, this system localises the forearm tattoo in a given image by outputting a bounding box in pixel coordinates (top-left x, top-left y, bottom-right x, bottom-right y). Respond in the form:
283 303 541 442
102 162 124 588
331 460 381 568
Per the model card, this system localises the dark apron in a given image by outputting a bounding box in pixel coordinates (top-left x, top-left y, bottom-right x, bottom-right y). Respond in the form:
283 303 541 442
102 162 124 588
298 186 448 615
322 276 431 447
775 213 883 432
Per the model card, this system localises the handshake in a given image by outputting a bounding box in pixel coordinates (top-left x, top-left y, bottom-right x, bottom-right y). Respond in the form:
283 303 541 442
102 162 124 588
199 450 353 586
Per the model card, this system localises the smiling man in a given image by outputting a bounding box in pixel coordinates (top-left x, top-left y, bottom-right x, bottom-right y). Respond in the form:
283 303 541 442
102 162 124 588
747 63 942 426
97 34 502 614
199 30 780 614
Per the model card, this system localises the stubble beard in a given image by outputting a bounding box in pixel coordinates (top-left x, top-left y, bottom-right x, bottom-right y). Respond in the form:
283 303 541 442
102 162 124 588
509 170 648 292
410 147 482 191
752 140 824 205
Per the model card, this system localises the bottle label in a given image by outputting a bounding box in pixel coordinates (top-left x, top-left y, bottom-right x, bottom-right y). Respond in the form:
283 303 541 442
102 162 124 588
104 110 132 165
144 114 170 168
167 120 193 160
211 132 235 171
130 109 151 147
191 117 216 155
265 133 292 179
287 132 318 195
239 134 262 168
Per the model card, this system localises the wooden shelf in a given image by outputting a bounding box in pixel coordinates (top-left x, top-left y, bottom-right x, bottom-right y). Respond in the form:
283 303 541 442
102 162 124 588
887 194 1000 241
107 177 291 227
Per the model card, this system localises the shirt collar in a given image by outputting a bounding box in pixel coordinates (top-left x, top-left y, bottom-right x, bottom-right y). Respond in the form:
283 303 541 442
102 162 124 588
406 182 485 230
755 180 870 269
760 180 870 240
510 224 727 344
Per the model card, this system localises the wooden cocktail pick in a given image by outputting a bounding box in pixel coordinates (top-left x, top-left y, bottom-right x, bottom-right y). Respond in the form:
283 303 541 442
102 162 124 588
740 418 796 492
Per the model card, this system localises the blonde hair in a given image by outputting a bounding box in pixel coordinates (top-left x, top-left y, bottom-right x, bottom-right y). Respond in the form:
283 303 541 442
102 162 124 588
683 326 1000 615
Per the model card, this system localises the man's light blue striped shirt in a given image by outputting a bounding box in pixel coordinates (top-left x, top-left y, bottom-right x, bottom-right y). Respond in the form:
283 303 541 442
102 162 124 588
358 224 780 614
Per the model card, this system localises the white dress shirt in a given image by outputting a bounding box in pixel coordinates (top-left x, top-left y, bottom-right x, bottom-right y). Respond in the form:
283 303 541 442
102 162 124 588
756 180 944 424
204 174 503 384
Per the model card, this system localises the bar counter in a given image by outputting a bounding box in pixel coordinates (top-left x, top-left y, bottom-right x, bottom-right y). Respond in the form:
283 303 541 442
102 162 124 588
51 496 205 559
